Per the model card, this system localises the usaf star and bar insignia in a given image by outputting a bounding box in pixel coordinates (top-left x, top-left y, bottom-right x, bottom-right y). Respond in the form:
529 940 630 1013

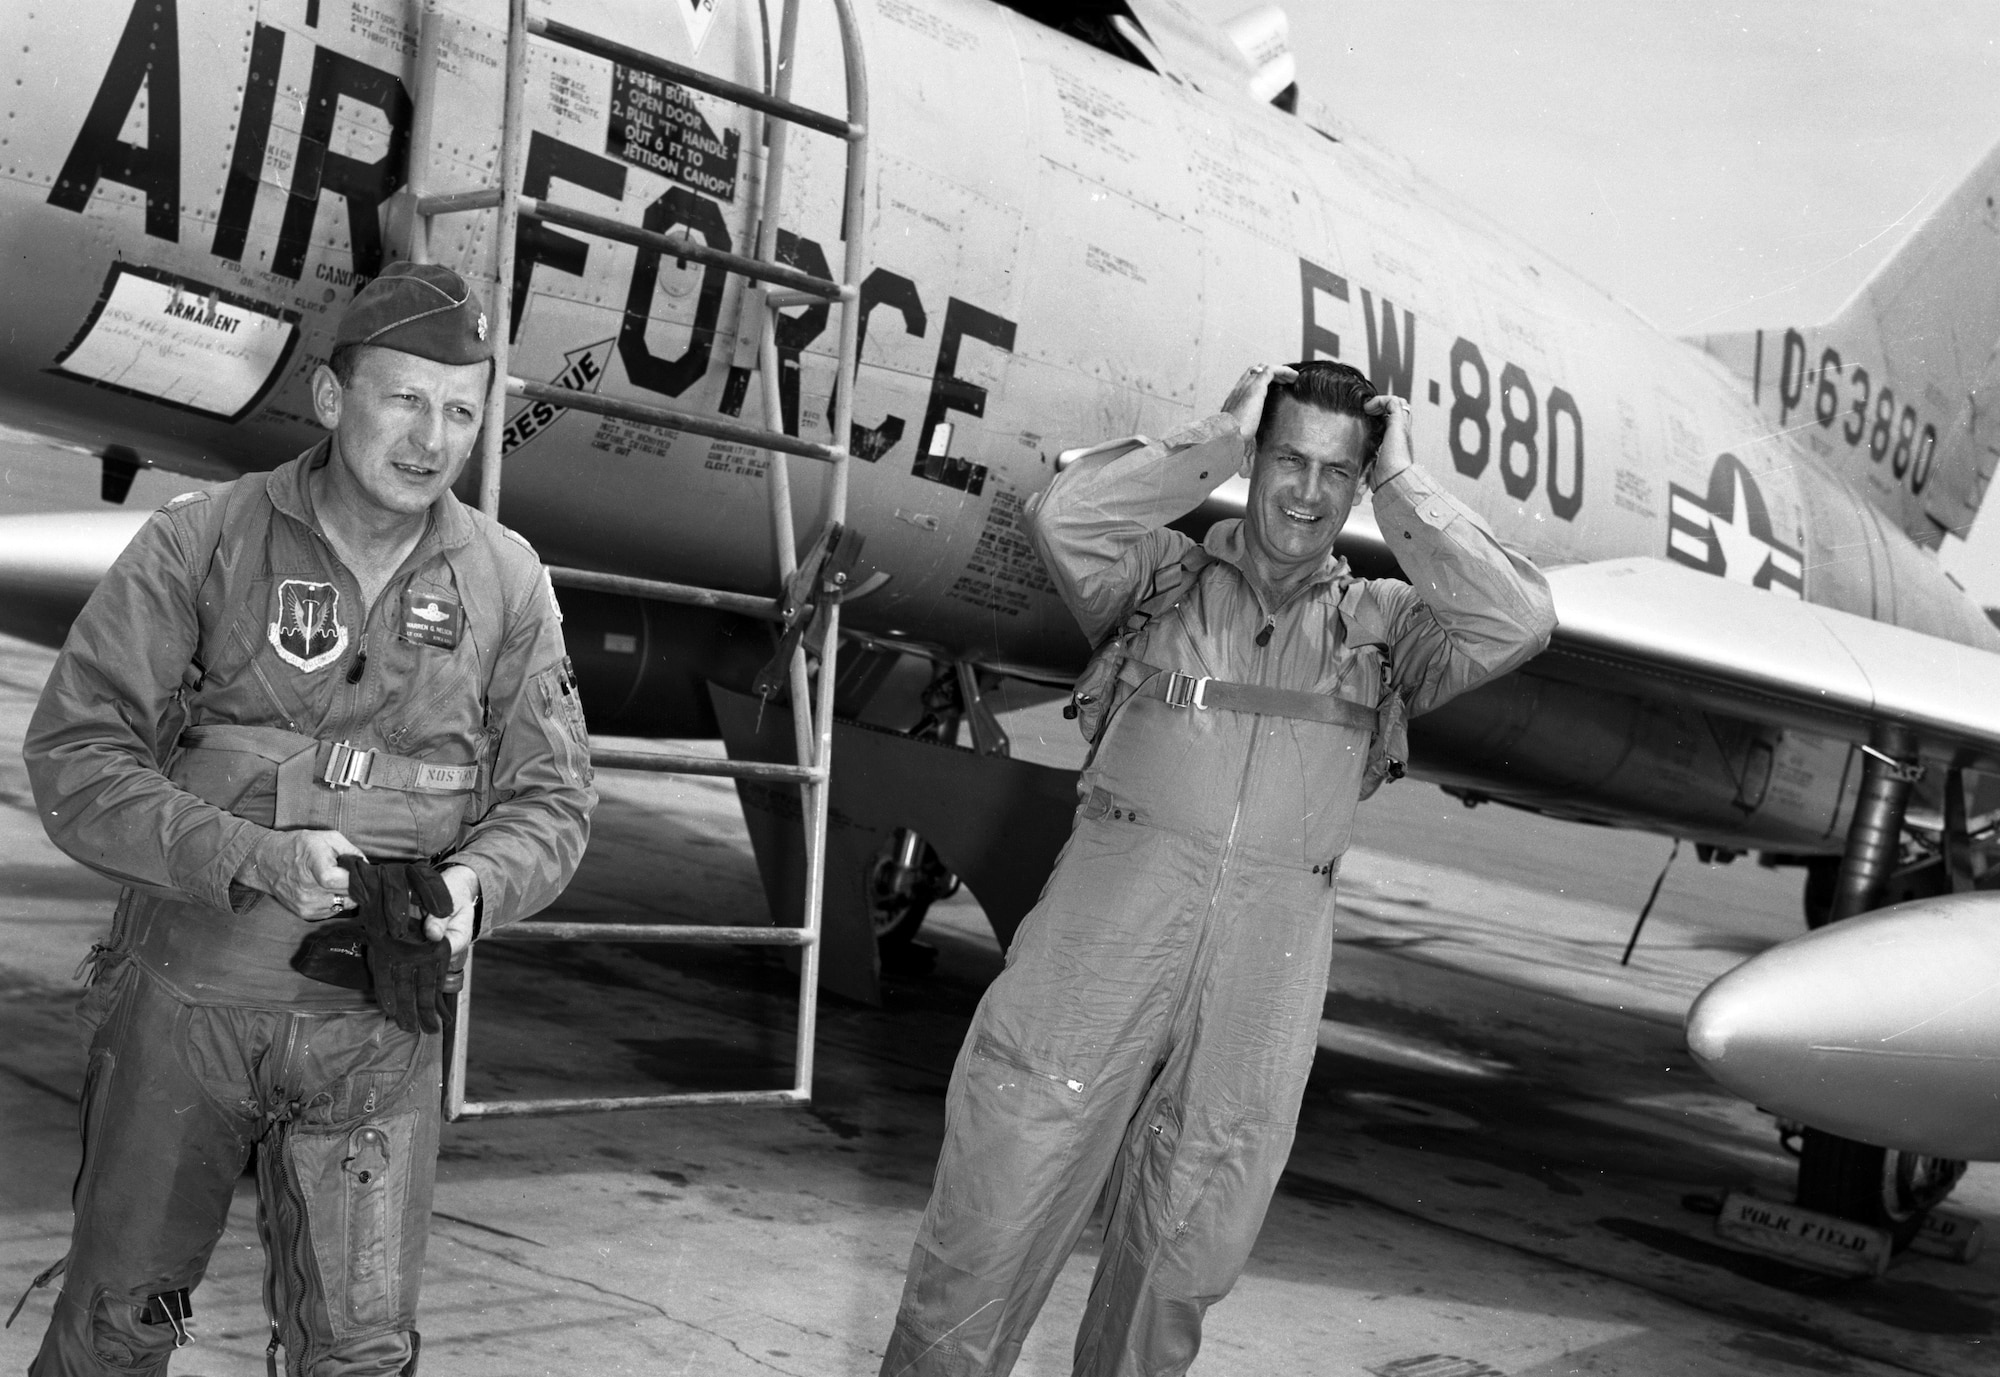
1666 453 1805 598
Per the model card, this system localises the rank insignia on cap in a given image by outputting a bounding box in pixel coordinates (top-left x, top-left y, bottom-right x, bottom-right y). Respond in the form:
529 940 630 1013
333 262 494 366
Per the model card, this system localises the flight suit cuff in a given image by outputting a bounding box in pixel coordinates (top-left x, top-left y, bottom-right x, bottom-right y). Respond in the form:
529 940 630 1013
446 850 507 933
1165 413 1252 471
201 820 265 914
1140 413 1252 505
1371 462 1489 542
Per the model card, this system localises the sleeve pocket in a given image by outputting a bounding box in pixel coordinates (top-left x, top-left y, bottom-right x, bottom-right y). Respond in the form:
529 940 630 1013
530 658 593 788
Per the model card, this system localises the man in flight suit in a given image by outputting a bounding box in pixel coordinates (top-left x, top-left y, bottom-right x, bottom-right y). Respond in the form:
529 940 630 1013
19 263 596 1375
880 361 1556 1376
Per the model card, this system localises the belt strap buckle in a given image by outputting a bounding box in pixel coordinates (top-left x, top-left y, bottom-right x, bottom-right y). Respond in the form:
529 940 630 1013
1162 671 1211 710
322 741 375 789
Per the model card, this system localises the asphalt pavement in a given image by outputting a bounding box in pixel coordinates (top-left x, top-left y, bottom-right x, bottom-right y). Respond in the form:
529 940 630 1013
1 615 1995 1375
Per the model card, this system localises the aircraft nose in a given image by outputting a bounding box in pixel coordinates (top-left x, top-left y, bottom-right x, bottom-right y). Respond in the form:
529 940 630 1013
1686 891 2000 1161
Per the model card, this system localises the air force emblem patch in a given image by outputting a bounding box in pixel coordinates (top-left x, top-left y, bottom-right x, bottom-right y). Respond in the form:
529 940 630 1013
269 579 349 672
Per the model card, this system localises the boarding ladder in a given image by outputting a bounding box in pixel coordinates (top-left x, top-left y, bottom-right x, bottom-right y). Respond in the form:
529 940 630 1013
405 0 870 1118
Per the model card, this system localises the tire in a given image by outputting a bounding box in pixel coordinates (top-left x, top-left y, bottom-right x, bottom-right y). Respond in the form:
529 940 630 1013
867 834 958 949
1795 1127 1966 1248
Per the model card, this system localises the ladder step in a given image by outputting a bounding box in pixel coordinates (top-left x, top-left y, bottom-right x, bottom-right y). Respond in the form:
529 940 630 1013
457 1088 808 1119
549 566 781 621
521 197 845 300
508 378 843 464
589 745 819 783
529 17 857 141
415 187 502 217
493 921 815 946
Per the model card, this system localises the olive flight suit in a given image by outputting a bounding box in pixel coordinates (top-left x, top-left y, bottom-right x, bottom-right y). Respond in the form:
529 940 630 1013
880 413 1556 1376
21 445 596 1376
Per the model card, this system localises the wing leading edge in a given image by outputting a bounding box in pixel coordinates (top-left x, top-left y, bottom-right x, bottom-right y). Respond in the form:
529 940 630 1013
1536 557 2000 770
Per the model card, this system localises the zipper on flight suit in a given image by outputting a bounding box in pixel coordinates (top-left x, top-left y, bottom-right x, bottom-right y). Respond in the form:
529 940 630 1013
262 1014 326 1377
973 1034 1086 1094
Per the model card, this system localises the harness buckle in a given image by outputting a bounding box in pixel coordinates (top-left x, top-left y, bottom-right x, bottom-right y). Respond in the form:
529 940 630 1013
1162 672 1211 710
322 741 376 789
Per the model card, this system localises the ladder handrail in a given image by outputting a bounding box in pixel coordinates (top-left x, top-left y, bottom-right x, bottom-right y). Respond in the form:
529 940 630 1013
414 0 870 1121
483 0 532 519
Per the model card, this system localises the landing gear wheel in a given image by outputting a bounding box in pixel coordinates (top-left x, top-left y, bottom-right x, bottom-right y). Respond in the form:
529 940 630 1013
867 830 960 949
869 856 935 947
1795 1127 1966 1248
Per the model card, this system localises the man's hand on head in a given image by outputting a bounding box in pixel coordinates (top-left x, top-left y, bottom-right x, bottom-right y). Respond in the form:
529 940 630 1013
239 829 366 920
1364 392 1416 489
1222 362 1300 477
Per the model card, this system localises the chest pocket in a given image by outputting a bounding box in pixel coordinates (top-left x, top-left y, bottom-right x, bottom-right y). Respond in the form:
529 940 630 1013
383 569 483 751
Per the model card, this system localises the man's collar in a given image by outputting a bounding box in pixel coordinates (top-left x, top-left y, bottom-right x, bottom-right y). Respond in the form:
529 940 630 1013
266 440 474 552
1202 518 1351 594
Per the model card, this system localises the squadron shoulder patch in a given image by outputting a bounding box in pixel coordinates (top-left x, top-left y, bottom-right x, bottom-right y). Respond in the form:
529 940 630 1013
269 579 348 673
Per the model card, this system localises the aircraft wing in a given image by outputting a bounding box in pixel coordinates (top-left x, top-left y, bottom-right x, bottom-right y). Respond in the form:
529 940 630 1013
0 509 150 647
1533 558 2000 770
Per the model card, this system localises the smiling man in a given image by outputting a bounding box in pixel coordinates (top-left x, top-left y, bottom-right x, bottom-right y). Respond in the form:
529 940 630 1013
879 360 1555 1377
20 263 595 1376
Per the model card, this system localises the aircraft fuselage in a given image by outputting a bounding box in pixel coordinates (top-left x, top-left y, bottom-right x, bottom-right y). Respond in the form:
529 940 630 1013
1 0 1992 856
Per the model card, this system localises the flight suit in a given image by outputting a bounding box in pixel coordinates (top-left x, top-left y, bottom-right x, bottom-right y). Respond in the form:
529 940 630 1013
880 414 1555 1376
21 445 596 1376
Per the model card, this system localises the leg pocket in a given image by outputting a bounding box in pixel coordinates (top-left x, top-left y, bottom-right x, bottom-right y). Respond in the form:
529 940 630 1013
924 1035 1091 1271
83 1284 181 1374
288 1108 422 1338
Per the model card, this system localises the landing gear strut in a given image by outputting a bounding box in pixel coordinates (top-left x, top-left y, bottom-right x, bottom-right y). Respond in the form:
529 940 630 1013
869 828 961 947
863 663 1001 958
1792 724 1968 1243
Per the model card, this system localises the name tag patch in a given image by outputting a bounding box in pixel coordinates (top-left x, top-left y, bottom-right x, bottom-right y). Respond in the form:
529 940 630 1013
401 590 462 649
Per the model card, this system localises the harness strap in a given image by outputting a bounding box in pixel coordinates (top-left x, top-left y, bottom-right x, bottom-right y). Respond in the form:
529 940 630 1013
1121 659 1378 732
180 725 480 795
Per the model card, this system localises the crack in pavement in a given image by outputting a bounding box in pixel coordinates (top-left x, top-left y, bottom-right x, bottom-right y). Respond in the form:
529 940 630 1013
428 1220 818 1375
430 1209 546 1248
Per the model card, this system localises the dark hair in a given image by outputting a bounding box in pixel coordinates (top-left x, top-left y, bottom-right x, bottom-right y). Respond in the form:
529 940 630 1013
1255 360 1386 458
326 343 362 386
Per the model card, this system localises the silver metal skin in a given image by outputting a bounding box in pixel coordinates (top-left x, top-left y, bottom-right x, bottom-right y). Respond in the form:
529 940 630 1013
1687 891 2000 1162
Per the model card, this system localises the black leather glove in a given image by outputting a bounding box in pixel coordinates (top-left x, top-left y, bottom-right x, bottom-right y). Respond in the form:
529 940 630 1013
336 856 455 1034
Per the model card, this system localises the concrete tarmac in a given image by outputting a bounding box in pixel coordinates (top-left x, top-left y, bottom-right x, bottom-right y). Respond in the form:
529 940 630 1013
2 622 1997 1377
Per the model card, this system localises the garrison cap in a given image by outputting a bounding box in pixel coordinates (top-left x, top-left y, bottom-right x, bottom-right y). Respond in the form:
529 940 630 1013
334 262 493 365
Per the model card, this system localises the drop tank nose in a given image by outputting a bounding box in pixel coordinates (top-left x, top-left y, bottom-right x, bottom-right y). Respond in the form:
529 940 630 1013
1686 891 2000 1161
